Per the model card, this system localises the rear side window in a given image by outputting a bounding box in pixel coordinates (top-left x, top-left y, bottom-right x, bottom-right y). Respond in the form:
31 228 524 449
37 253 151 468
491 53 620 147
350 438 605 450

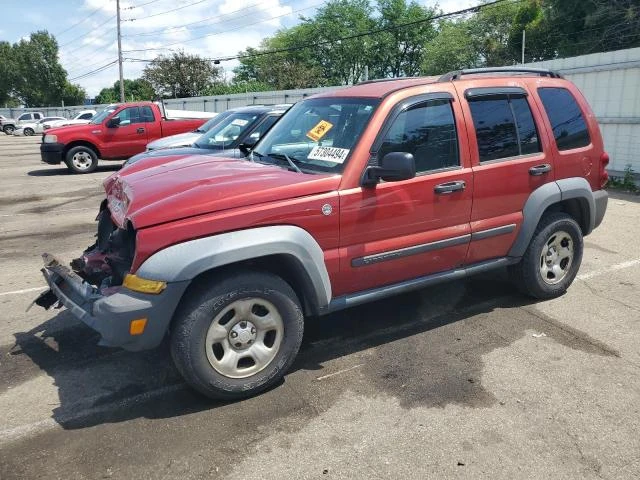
379 99 459 173
468 95 541 162
538 87 590 150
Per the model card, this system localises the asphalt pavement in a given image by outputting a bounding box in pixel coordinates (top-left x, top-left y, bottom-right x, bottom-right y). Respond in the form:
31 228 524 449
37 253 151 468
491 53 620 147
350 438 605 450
0 134 639 479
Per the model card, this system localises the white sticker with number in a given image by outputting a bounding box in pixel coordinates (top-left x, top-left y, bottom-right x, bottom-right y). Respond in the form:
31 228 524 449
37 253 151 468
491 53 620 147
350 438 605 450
231 118 249 126
307 146 350 164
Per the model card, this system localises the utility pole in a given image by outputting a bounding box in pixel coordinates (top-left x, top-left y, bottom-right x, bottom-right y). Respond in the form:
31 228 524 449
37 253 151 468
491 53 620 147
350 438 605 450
521 29 526 65
116 0 125 102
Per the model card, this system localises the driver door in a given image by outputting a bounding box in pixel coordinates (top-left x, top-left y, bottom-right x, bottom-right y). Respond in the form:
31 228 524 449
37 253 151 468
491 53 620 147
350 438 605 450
336 90 474 295
102 106 149 158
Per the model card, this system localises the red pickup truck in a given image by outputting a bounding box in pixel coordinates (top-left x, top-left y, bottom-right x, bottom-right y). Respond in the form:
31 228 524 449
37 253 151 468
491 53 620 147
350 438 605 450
40 102 208 173
36 68 608 400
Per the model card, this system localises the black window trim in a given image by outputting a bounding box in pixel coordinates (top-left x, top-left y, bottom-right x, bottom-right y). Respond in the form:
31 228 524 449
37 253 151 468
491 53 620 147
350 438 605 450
467 91 543 164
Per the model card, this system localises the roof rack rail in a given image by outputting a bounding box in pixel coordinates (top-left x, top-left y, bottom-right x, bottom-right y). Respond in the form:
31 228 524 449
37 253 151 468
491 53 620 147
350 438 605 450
438 67 563 82
356 76 425 85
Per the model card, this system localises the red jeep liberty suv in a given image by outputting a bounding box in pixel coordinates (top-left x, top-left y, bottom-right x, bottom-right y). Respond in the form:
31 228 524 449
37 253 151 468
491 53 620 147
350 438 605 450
35 67 609 399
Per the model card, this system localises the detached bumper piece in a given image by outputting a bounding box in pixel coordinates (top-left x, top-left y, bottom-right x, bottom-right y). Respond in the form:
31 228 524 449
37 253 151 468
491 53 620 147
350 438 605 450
40 142 65 165
37 253 188 351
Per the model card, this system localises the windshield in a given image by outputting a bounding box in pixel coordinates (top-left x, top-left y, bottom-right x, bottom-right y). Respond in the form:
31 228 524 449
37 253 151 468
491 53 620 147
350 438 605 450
252 98 378 173
195 112 231 133
194 112 259 149
90 105 119 124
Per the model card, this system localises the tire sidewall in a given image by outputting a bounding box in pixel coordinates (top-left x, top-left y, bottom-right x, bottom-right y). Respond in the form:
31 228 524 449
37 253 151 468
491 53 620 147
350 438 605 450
4 125 14 135
65 146 98 174
172 274 304 399
527 215 583 297
24 128 34 136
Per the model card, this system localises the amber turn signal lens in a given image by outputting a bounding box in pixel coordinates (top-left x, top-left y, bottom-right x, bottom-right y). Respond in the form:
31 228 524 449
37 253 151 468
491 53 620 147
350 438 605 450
123 274 166 294
129 318 148 336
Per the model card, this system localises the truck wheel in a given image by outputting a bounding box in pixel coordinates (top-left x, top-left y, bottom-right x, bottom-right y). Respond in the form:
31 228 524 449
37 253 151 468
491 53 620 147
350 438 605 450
509 212 583 299
3 125 15 135
23 127 34 136
65 146 98 174
170 271 304 400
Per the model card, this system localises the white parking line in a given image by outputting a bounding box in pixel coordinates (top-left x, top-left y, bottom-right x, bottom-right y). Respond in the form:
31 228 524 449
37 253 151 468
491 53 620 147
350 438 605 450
0 286 45 297
577 258 640 281
316 364 364 381
0 383 186 446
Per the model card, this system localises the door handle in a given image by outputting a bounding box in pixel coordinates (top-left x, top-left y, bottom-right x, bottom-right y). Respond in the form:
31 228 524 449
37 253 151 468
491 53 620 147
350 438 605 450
434 180 466 194
136 127 145 134
529 164 551 176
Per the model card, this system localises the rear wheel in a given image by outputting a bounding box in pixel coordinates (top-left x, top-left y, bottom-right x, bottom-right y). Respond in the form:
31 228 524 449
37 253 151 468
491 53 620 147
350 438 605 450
170 271 304 400
3 125 15 135
23 127 34 136
509 212 583 299
65 145 98 174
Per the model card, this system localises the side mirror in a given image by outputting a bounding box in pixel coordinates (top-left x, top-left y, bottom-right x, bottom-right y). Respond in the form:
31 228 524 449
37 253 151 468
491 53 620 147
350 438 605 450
106 117 121 128
238 143 252 156
363 152 416 186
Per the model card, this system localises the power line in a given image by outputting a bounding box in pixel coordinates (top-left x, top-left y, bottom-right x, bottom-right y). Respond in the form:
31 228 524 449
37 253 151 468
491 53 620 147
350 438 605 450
124 0 512 57
69 59 119 81
122 2 323 53
55 2 106 37
124 0 211 21
122 0 304 38
124 0 164 10
59 15 117 48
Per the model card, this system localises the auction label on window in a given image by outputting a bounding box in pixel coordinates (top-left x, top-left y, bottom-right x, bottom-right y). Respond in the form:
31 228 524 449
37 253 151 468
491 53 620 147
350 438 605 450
308 146 350 163
231 118 249 126
306 120 333 141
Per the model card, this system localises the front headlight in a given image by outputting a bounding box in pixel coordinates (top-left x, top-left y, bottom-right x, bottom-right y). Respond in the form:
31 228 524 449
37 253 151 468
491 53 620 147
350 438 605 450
43 134 58 143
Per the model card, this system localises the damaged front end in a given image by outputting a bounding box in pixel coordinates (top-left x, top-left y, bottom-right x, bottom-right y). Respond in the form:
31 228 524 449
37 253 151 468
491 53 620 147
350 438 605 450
70 200 136 294
32 201 188 351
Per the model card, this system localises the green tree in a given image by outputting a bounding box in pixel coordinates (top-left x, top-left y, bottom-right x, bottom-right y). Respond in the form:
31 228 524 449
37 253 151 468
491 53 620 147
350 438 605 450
305 0 375 84
0 41 17 106
61 82 87 106
422 20 481 75
372 0 438 78
13 31 67 106
142 51 222 98
95 78 155 104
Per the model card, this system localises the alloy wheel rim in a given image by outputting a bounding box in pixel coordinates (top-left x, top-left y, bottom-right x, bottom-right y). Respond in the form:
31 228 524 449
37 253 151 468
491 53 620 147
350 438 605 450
205 298 284 379
539 230 574 285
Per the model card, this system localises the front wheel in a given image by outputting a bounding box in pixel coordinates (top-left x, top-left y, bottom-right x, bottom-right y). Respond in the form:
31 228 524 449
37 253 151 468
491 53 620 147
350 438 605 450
170 271 304 400
3 125 15 135
509 212 583 299
65 145 98 174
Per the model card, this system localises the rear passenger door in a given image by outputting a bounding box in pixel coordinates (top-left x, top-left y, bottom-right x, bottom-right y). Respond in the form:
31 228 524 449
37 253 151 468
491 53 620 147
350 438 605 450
455 84 555 264
338 91 473 294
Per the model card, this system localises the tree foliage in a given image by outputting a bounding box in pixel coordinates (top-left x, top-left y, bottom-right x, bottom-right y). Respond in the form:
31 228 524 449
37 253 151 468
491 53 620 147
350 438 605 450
95 78 155 104
142 51 223 98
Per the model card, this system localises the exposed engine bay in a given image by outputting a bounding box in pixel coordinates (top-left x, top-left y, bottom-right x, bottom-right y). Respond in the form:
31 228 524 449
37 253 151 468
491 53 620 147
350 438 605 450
70 200 135 293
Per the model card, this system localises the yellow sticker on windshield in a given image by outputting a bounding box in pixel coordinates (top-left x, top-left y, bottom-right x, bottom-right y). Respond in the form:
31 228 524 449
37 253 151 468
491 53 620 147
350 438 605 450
306 120 333 142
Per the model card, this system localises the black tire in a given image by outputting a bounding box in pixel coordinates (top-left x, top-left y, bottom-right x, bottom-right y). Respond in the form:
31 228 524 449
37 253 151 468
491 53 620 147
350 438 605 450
64 145 98 174
170 271 304 400
23 127 34 136
3 125 15 135
509 212 583 299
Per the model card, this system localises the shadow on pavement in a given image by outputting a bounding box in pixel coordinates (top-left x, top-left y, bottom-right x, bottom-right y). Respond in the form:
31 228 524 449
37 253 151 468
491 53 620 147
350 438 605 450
8 270 618 431
27 164 122 176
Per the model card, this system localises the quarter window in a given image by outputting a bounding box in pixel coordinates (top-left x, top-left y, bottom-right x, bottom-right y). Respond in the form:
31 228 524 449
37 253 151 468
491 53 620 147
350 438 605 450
379 99 459 173
140 106 155 123
538 87 590 150
468 95 541 162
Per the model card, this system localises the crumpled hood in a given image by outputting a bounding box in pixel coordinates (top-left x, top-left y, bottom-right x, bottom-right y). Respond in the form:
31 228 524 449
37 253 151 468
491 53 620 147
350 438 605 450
107 154 339 229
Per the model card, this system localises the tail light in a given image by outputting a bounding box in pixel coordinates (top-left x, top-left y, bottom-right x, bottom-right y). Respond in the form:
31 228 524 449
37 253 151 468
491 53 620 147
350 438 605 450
599 152 609 188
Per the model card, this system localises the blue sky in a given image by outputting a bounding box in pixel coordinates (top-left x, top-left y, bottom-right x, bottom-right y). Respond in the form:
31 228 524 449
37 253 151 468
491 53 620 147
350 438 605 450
2 0 472 97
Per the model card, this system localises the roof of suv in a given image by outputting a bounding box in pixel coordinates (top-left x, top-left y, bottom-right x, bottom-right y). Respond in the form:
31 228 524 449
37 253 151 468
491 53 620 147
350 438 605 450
226 105 292 115
314 67 564 99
